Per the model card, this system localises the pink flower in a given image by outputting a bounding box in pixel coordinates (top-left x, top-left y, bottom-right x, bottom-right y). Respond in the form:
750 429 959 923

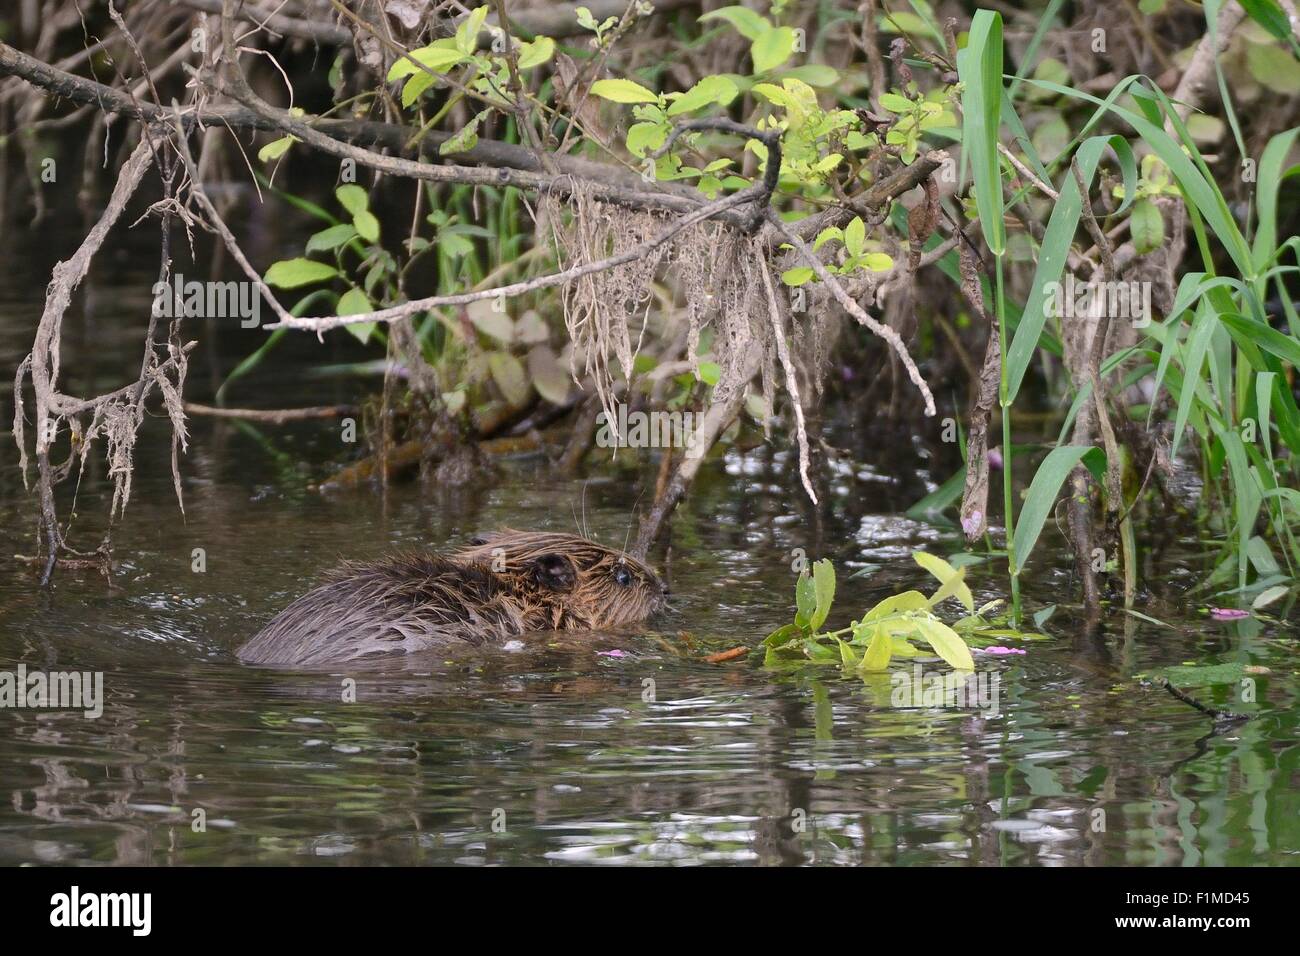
961 510 983 537
597 649 628 658
1209 608 1250 621
979 646 1026 655
988 449 1003 470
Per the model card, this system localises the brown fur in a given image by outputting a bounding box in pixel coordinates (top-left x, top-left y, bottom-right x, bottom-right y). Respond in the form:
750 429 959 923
237 530 666 667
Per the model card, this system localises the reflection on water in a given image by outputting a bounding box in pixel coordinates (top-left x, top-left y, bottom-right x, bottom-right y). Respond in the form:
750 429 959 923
0 216 1297 867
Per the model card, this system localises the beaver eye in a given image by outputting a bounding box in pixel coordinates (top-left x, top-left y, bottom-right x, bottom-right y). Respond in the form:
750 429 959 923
613 564 633 587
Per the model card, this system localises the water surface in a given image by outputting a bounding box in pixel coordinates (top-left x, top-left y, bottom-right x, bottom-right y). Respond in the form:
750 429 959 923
0 213 1296 867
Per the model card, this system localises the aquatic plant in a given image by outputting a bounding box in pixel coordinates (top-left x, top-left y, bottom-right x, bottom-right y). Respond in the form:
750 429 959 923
761 552 1035 675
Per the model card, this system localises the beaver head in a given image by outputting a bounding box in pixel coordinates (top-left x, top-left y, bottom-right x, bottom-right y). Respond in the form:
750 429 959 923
454 529 667 630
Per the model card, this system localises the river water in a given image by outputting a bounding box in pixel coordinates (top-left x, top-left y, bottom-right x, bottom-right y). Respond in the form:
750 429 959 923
0 210 1295 867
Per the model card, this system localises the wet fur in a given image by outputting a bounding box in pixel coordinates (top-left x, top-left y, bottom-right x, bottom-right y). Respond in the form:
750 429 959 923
238 530 665 667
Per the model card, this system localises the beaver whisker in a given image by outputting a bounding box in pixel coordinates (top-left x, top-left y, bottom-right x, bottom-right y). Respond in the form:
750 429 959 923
237 530 666 668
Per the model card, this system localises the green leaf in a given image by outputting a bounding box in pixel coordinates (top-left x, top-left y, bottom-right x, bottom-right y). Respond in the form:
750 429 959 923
1240 0 1293 41
401 70 436 108
781 267 814 286
809 559 835 632
456 6 489 56
626 121 667 158
863 590 929 622
697 361 721 386
1006 134 1136 403
1247 42 1300 95
1012 445 1095 573
336 184 369 216
336 286 371 315
336 287 374 344
667 75 739 116
914 552 974 613
911 617 975 670
957 9 1005 256
257 135 296 163
878 92 913 114
1171 306 1217 460
858 622 892 671
387 43 466 82
1253 584 1289 609
764 622 803 647
264 258 339 289
836 638 859 668
795 571 817 628
590 78 659 104
698 5 769 42
305 224 357 254
516 36 555 70
353 209 380 243
751 27 796 74
1251 127 1300 269
1220 312 1300 367
440 115 481 156
843 216 865 257
1130 197 1164 253
780 64 838 87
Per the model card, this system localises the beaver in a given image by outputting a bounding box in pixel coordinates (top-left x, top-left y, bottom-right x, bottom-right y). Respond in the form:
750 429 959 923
236 530 667 667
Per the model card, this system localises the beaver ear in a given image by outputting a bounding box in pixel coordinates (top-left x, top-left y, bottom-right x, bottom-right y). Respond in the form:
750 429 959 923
531 553 576 591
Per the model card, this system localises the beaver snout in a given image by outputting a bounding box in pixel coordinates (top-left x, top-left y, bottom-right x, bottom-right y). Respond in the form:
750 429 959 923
237 530 665 667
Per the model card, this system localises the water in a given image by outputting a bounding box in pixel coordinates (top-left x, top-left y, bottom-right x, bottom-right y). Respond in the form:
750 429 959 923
0 214 1296 867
